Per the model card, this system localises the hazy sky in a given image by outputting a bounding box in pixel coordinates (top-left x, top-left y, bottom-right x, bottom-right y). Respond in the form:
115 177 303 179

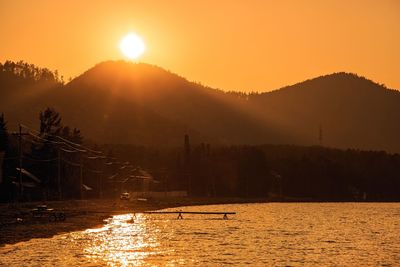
1 0 399 92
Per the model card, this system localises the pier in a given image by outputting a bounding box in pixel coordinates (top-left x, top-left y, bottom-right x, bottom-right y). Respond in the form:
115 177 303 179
142 211 236 219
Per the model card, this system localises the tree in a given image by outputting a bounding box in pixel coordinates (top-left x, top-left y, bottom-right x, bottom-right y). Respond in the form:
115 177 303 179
0 113 13 202
40 107 62 136
29 108 63 199
0 60 63 83
0 113 8 151
60 126 83 144
61 126 71 139
71 128 83 144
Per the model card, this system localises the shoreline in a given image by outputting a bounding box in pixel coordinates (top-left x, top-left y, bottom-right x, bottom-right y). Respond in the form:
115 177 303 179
2 198 395 246
0 197 266 246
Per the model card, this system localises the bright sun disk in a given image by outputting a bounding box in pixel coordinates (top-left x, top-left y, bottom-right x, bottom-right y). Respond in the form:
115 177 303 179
119 33 145 59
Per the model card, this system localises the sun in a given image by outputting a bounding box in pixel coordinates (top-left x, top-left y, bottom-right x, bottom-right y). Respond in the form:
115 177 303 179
119 33 145 59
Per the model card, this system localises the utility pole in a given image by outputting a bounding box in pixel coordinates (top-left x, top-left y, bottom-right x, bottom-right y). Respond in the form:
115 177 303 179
18 124 23 201
12 125 30 201
184 134 191 195
80 153 83 200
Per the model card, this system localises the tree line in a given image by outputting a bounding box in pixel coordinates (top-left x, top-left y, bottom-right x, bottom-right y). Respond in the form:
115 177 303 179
0 60 64 84
1 108 400 202
106 141 400 201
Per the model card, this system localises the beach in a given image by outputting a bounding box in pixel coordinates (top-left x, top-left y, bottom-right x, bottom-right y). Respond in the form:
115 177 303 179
0 197 265 245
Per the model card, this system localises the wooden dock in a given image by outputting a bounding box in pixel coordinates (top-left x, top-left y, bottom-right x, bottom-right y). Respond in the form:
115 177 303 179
142 211 236 219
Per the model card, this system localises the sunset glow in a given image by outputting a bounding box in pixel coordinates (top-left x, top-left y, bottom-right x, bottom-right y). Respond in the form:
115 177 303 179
1 1 399 91
0 1 400 266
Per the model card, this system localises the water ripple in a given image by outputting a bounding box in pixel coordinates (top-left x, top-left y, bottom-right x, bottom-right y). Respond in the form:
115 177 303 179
1 203 400 266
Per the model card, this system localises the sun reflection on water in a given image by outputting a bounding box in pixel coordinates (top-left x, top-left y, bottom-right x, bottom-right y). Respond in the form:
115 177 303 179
81 213 159 266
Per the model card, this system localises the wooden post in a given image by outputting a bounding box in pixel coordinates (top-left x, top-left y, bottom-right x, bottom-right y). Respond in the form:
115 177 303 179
57 148 62 200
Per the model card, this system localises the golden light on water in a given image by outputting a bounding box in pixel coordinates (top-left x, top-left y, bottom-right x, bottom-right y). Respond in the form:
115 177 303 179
1 204 399 266
83 214 157 266
119 33 146 60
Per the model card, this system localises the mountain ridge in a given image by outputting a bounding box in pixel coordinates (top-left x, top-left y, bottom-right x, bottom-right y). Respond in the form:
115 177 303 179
1 60 399 152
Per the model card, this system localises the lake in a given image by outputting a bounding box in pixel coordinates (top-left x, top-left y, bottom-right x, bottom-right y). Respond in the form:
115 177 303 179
0 203 399 266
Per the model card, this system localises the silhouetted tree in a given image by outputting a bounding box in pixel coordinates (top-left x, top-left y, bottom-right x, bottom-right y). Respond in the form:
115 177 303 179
0 60 63 83
0 114 14 202
60 126 83 144
29 108 63 199
40 108 62 136
61 126 71 138
0 113 8 151
71 128 83 144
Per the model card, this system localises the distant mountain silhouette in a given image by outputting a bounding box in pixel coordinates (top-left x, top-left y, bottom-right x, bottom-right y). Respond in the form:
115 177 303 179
249 73 400 152
1 60 399 152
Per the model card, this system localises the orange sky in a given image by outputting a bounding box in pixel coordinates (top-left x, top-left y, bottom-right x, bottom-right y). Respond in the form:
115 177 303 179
1 0 399 92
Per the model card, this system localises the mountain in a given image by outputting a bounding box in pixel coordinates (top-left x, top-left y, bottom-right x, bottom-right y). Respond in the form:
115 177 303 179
61 61 289 145
249 73 400 152
1 60 399 152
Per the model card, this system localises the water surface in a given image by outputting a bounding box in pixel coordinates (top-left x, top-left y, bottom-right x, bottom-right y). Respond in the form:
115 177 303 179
1 203 399 266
